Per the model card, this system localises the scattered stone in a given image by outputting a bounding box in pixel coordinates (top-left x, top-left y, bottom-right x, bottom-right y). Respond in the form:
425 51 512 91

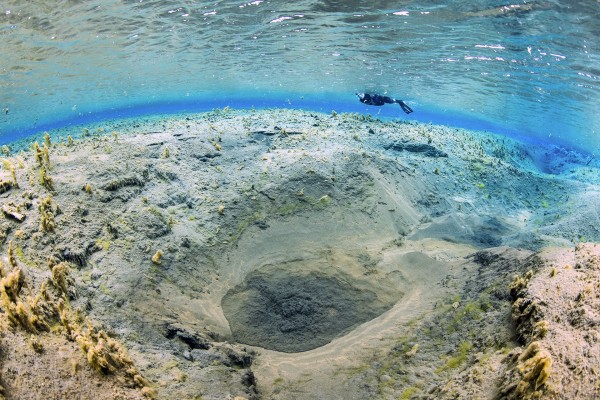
2 204 26 222
221 346 253 368
57 240 99 267
189 349 226 367
0 179 13 194
165 323 211 350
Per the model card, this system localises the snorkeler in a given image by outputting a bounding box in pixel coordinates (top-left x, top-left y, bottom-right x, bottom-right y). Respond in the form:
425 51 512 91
356 93 413 114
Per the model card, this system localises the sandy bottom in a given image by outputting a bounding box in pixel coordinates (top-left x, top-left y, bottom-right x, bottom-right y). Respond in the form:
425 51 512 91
0 108 599 399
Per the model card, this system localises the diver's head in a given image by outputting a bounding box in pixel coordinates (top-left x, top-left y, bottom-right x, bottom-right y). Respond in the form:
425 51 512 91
356 93 368 103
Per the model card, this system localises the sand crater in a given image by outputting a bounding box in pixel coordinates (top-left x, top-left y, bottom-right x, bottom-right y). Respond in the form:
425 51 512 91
222 256 401 353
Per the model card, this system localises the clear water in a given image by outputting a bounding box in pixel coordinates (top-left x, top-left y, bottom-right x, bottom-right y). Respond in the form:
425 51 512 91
1 1 599 150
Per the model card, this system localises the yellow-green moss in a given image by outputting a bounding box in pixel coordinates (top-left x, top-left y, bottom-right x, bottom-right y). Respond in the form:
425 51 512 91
273 377 285 385
96 238 110 251
436 342 473 373
98 284 111 295
14 245 25 262
151 250 163 265
400 386 420 400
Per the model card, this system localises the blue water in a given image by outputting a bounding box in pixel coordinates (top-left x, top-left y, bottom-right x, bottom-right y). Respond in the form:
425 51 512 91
1 1 599 151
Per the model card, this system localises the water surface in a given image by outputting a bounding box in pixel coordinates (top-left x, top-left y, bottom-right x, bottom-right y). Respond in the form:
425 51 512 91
1 1 599 150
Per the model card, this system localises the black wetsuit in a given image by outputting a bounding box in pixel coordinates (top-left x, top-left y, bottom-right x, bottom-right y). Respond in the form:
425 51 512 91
356 93 413 114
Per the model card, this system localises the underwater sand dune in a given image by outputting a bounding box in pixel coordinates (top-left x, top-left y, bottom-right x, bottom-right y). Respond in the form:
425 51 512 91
0 109 599 399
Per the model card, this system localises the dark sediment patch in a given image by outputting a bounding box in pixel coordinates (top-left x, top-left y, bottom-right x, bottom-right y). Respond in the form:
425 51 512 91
384 141 448 158
222 260 400 353
409 214 516 248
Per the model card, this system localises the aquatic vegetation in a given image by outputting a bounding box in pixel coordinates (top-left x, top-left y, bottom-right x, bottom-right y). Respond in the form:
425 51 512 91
96 237 110 251
152 250 163 265
1 241 155 398
436 341 473 373
516 341 552 396
32 142 44 167
2 159 19 188
9 165 18 188
29 335 44 353
39 164 54 191
463 301 484 320
39 196 56 232
445 298 488 334
318 194 331 205
0 265 38 333
532 320 549 339
32 141 54 191
342 363 371 378
101 175 144 191
399 386 420 400
74 320 157 398
226 211 267 243
12 244 33 268
98 284 111 295
50 260 75 297
405 343 419 358
492 143 510 160
44 132 52 148
509 270 533 298
42 143 51 167
7 240 18 267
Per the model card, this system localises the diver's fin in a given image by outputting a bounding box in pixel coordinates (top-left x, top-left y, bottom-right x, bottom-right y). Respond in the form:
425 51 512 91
398 100 413 114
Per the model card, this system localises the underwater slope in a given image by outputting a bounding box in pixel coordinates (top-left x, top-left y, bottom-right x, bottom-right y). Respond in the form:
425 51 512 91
0 109 599 399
